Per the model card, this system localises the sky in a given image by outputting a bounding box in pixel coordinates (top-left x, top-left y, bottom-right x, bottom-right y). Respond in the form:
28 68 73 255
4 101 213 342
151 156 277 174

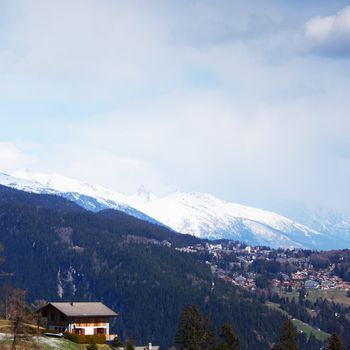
1 0 350 213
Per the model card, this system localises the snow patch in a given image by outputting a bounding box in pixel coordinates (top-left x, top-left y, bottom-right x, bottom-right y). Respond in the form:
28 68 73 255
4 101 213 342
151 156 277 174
1 169 349 249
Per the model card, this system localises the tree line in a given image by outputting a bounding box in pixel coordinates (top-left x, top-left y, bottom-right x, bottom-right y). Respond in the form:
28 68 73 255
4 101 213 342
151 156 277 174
175 304 347 350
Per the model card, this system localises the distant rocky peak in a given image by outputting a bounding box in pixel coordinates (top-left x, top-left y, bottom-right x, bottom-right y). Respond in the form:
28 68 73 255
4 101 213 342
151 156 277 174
136 185 154 202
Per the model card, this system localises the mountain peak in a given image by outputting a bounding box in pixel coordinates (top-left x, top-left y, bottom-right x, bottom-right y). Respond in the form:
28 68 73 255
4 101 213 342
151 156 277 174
1 169 350 250
136 185 155 202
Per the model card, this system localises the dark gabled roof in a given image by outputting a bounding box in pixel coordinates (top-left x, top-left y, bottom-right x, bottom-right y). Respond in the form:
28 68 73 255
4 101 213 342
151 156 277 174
38 302 118 317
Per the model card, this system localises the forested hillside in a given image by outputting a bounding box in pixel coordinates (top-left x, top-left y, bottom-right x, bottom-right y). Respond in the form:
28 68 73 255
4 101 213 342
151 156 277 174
0 186 321 349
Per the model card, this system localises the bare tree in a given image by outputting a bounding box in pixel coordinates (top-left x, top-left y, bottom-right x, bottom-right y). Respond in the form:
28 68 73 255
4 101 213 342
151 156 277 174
0 283 27 320
0 283 29 349
31 299 48 333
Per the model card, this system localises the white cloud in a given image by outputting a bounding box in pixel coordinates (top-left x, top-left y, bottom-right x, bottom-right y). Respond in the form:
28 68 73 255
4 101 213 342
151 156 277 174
0 141 37 171
38 140 170 195
306 16 336 41
305 6 350 56
30 80 348 213
1 1 350 213
0 0 172 107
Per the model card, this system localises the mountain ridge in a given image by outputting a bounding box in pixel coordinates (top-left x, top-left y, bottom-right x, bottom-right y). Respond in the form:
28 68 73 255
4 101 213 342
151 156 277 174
1 170 349 250
0 185 290 349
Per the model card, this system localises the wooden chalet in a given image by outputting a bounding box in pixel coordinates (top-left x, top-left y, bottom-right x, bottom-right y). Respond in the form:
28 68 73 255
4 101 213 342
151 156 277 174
37 302 118 340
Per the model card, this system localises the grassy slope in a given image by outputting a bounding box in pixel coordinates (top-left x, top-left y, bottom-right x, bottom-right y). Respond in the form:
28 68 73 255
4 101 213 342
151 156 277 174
303 289 350 306
265 302 330 342
0 336 86 350
274 288 350 306
273 287 350 329
0 319 85 349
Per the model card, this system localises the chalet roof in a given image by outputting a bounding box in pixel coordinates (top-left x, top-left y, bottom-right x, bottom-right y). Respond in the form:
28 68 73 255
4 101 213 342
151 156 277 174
39 302 118 317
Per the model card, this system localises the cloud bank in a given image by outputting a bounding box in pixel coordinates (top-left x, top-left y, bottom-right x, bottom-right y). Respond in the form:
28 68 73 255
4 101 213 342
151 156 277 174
0 142 37 171
305 6 350 57
1 1 350 213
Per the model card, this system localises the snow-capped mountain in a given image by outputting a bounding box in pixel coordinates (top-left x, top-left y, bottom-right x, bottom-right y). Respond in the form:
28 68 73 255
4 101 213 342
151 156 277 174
123 190 348 249
1 170 349 250
265 201 350 243
0 171 163 226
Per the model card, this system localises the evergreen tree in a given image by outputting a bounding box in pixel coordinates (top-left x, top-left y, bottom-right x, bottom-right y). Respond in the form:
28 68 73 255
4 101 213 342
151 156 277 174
326 333 344 350
278 318 299 350
125 338 135 350
112 336 123 347
298 287 306 305
217 322 240 350
270 345 282 350
175 304 215 350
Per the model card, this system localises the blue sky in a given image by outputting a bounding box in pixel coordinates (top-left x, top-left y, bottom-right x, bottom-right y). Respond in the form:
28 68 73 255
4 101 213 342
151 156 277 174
1 0 350 213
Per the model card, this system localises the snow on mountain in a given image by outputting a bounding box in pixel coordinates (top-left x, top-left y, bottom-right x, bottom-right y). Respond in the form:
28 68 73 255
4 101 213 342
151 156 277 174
264 201 350 244
0 171 46 192
123 191 340 249
0 171 162 225
1 170 349 250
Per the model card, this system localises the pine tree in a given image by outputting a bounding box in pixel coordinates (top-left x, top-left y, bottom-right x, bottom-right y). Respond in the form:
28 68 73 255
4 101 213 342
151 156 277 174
125 338 135 350
270 345 282 350
112 336 123 347
217 322 240 350
175 304 215 350
298 287 306 305
326 333 344 350
278 318 299 350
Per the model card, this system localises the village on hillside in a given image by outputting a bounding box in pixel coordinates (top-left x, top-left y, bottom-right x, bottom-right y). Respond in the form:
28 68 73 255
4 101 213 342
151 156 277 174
176 242 350 293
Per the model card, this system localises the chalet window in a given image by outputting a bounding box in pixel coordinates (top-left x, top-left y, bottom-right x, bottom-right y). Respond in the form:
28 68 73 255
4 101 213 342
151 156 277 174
74 328 84 335
95 328 105 334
